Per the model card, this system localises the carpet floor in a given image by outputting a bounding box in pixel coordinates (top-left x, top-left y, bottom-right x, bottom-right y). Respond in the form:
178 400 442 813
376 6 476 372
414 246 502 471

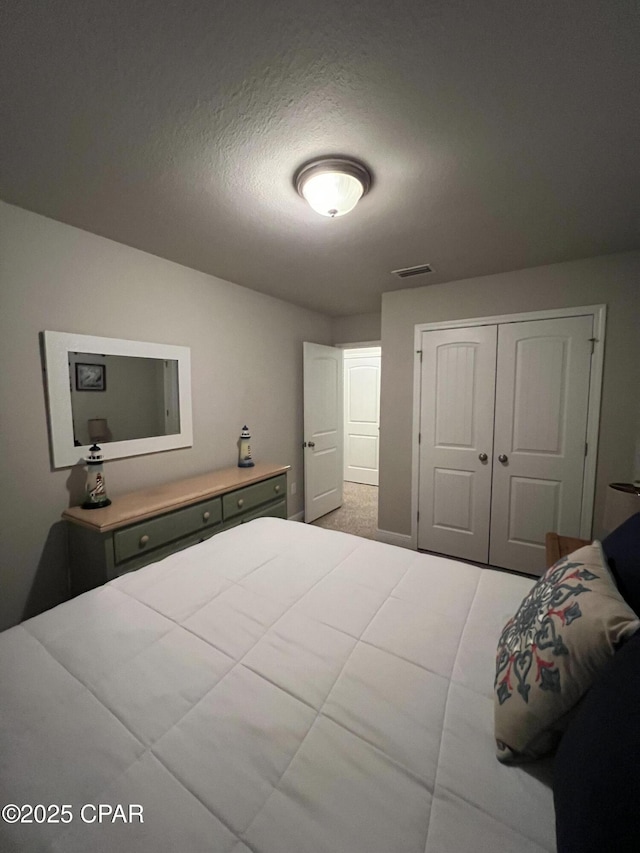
311 482 378 540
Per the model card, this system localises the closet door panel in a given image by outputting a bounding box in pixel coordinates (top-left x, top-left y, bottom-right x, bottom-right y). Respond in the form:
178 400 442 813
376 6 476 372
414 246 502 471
417 325 497 561
489 315 593 574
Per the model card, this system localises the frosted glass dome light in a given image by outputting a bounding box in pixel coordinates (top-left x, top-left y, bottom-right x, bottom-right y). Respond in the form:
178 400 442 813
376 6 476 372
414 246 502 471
300 171 363 217
295 158 372 218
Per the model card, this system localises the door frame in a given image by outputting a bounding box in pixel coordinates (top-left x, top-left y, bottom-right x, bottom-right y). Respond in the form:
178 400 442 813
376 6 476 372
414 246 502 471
411 304 606 552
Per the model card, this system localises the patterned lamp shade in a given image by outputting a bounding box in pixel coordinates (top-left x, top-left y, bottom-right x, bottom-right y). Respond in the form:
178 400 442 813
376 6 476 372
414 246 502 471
88 418 109 443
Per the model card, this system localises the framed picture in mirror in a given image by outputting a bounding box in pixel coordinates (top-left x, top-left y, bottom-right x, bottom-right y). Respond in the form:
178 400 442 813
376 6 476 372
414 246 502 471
75 363 106 392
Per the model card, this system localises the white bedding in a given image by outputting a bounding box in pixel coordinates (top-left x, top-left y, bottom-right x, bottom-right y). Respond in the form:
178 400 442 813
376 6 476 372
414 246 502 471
0 518 555 852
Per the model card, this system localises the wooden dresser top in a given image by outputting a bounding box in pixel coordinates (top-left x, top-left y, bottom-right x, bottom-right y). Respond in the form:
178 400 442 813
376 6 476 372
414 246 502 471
62 462 289 533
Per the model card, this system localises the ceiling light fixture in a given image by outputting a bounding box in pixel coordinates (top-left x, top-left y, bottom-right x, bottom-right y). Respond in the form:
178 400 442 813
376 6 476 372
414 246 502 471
295 157 372 218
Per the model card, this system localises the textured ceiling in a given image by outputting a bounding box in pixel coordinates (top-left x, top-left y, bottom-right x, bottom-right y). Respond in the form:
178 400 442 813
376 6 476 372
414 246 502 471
2 0 639 316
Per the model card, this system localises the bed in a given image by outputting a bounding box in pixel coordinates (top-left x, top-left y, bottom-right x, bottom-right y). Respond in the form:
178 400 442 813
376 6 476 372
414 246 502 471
0 517 559 852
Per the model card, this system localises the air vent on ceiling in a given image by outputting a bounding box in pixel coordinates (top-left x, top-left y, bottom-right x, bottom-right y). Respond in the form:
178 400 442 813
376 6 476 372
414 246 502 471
391 263 434 278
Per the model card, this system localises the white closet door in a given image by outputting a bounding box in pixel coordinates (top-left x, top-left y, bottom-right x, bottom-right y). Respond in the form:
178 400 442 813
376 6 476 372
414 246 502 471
489 315 593 574
417 325 497 562
343 348 381 485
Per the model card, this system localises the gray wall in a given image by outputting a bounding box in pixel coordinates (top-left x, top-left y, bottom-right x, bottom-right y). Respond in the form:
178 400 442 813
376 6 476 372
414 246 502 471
379 252 640 538
0 201 332 630
332 311 381 345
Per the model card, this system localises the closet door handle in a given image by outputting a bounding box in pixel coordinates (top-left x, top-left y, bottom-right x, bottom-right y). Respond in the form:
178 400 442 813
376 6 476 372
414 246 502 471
478 452 488 462
307 441 315 447
498 454 508 464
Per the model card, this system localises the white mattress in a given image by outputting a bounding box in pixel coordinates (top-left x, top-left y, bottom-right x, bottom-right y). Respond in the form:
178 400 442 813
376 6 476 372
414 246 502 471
0 518 555 852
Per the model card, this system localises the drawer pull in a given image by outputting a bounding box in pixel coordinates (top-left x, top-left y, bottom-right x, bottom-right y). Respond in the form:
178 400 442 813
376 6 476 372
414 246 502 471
139 534 150 547
203 511 211 521
274 484 281 493
237 498 244 508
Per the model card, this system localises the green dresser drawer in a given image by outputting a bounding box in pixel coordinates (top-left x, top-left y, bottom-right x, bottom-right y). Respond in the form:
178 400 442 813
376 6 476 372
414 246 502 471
240 500 287 524
222 474 286 521
113 496 222 564
245 498 288 522
223 498 288 530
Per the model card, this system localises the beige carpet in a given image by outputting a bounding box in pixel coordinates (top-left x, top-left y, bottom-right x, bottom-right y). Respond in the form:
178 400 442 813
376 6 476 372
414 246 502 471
311 482 378 540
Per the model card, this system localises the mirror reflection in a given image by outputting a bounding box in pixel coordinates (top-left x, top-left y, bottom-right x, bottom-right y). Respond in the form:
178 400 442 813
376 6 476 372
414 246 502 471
68 352 180 446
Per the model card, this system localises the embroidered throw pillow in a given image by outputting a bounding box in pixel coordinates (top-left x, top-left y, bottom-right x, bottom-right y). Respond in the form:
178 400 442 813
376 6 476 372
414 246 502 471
494 541 640 763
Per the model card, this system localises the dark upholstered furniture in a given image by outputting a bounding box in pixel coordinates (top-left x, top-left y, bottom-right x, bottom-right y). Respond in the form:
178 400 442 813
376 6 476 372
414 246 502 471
553 513 640 852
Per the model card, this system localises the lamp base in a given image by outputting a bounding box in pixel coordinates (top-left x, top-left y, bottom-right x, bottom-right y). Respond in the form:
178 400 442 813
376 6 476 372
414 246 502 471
81 498 112 510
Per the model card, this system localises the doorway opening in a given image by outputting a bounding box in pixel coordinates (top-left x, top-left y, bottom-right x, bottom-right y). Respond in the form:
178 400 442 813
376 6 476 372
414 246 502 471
311 345 381 538
311 481 379 539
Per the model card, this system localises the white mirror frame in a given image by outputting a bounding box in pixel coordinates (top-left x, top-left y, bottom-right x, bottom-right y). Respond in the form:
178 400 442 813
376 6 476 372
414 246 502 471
43 330 193 469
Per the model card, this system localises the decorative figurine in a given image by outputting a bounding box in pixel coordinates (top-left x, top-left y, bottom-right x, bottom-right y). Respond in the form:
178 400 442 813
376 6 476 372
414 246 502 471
238 425 255 468
82 444 112 509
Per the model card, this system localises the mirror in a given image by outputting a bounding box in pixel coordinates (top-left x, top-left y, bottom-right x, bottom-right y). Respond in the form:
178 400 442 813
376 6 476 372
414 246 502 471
68 352 180 445
43 331 193 468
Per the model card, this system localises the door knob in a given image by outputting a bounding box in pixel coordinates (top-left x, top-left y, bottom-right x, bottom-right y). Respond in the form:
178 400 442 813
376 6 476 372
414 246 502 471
308 441 316 447
478 452 488 462
498 454 508 464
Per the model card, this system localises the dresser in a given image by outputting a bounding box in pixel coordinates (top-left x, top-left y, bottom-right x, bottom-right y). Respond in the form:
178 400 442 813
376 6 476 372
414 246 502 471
63 462 289 595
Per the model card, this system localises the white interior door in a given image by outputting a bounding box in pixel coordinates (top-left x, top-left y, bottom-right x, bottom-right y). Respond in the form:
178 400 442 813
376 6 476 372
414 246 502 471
303 342 344 523
417 325 497 562
344 347 381 485
489 315 593 574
